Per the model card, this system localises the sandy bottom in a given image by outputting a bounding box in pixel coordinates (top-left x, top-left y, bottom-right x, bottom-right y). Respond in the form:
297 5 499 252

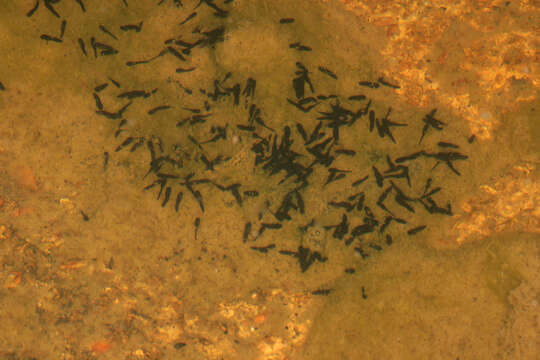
0 0 538 359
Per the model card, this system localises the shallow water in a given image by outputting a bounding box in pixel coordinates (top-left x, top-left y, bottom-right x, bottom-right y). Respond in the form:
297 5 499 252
0 1 538 359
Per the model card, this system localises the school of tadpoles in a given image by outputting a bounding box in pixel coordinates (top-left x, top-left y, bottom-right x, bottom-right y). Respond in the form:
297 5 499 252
26 0 473 275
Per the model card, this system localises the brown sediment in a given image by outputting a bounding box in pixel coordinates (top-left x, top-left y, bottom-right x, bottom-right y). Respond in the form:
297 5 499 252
0 0 537 359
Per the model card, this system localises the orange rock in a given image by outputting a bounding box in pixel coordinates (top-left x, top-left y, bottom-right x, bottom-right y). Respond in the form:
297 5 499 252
254 314 266 325
91 340 112 354
8 164 38 191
